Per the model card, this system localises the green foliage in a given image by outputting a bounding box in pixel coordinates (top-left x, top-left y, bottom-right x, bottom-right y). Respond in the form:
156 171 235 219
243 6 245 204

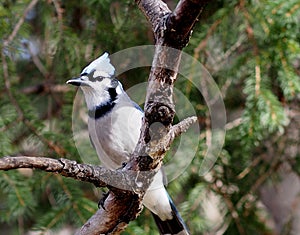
240 70 289 148
33 177 96 231
0 171 36 222
0 0 299 234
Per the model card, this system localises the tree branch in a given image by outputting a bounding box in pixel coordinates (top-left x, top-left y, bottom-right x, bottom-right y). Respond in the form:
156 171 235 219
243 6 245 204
135 0 171 33
0 156 107 187
171 116 198 138
131 0 208 166
0 156 146 234
79 190 142 235
166 0 208 49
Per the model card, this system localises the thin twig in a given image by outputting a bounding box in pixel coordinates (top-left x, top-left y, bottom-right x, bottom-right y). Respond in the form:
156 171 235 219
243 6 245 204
2 50 67 155
194 18 222 59
0 117 23 133
239 0 262 97
171 116 198 138
52 0 64 22
210 181 246 235
237 155 262 180
236 158 283 210
23 41 48 77
225 117 243 130
2 0 39 48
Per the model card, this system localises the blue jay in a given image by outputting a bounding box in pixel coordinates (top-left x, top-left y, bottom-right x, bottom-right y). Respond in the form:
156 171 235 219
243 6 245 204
67 53 189 235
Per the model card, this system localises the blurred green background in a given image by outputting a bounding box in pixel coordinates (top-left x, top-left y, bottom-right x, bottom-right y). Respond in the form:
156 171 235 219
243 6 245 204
0 0 299 234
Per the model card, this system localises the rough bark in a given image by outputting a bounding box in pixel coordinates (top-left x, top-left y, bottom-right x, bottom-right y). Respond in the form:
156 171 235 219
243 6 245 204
0 157 102 187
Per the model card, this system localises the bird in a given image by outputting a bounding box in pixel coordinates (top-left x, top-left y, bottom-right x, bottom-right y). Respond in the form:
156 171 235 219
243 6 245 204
67 52 189 235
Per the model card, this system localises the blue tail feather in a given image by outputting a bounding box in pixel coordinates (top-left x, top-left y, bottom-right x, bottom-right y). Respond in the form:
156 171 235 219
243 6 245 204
151 195 189 235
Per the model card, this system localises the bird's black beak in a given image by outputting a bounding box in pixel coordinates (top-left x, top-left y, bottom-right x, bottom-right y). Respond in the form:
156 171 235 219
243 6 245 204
66 77 84 86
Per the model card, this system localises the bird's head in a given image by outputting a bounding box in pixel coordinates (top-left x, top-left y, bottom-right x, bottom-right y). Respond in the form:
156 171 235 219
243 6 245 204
67 52 123 110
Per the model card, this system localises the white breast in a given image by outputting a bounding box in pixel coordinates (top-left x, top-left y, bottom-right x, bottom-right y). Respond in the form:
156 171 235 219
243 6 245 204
88 101 143 170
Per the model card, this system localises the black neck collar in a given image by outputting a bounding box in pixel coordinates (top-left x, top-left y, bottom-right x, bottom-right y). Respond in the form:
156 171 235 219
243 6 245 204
88 87 118 119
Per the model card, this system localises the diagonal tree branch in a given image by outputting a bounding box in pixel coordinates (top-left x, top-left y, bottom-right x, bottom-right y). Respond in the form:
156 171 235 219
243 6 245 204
79 190 142 235
2 0 39 48
165 0 208 49
135 0 171 33
132 0 208 166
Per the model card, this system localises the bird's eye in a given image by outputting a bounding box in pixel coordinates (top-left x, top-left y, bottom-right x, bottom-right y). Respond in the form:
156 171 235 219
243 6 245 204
94 76 104 82
80 70 108 82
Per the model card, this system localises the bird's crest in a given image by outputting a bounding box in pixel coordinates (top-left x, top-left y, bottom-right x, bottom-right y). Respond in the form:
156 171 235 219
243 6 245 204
81 52 115 78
